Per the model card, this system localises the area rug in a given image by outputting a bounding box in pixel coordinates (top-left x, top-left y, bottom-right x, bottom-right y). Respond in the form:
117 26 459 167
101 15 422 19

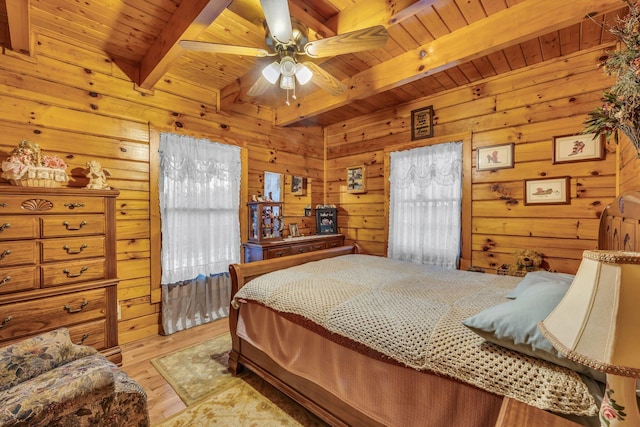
152 333 328 427
150 333 242 406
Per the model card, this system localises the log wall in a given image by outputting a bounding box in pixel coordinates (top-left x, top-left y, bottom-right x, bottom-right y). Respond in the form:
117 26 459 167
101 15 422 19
324 45 618 274
0 33 323 344
619 136 640 195
0 31 630 343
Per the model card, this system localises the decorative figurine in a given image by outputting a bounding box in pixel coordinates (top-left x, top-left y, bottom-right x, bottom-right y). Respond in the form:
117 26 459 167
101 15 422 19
84 160 111 190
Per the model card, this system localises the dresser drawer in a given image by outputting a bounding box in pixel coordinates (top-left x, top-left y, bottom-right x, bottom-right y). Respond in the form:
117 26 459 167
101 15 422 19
325 237 344 249
290 243 317 255
0 288 107 342
265 247 292 258
0 195 105 214
0 216 38 240
67 319 107 349
41 236 105 262
0 241 37 266
41 258 106 287
40 214 105 238
0 319 107 350
0 266 39 294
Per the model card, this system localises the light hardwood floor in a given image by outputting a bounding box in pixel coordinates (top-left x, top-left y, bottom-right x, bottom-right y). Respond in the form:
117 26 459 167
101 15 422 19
119 318 229 425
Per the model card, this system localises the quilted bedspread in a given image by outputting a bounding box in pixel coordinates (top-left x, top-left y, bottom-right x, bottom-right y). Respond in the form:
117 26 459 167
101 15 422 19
233 254 599 416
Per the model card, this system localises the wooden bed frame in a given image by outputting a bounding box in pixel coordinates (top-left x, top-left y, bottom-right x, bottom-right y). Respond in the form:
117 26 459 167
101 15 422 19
228 192 640 427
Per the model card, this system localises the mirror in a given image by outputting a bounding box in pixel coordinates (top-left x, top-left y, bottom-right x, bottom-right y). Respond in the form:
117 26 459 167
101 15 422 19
264 171 282 202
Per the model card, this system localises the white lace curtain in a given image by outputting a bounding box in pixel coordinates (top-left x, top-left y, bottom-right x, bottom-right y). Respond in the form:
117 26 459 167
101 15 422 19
158 133 241 334
388 141 462 269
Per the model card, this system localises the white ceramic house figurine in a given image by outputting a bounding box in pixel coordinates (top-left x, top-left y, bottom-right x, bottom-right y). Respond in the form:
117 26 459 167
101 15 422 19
84 160 111 190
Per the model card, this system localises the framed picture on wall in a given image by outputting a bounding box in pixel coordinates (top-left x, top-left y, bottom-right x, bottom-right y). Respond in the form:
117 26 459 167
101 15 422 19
552 133 605 164
524 177 570 205
316 208 338 234
476 143 514 171
288 223 300 237
291 176 307 196
411 106 434 140
346 165 367 194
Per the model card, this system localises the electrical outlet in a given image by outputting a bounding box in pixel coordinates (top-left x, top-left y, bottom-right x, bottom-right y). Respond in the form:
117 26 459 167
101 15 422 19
117 303 121 320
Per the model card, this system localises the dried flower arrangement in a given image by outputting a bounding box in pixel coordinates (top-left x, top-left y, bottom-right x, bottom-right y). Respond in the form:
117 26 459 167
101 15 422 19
1 140 69 187
584 1 640 157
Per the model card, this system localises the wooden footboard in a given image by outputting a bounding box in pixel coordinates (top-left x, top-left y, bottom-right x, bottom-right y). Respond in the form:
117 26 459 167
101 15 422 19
228 244 360 374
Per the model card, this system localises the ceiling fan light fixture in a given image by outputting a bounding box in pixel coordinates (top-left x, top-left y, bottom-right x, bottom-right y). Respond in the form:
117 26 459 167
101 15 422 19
280 75 295 90
262 61 281 84
294 63 312 85
279 56 297 76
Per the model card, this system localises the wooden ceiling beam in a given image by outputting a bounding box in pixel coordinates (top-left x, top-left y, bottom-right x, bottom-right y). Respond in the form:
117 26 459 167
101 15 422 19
137 0 232 91
327 0 424 33
275 0 624 126
288 1 337 39
5 0 32 56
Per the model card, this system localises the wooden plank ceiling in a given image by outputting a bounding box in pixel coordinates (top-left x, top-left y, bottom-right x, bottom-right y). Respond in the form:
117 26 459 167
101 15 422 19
0 0 627 127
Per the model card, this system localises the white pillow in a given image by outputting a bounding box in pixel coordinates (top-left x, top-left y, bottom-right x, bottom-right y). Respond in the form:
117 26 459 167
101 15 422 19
506 270 575 299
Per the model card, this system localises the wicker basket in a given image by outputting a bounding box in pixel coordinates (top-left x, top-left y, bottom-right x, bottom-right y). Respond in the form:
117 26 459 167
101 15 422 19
3 166 68 188
10 178 63 188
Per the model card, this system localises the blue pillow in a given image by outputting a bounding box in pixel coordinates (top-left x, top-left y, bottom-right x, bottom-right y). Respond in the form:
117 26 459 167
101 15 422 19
506 271 575 299
463 282 605 383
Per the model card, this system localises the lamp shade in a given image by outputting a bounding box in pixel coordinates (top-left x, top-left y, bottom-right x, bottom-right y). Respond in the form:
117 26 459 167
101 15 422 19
261 61 281 84
540 250 640 378
294 63 312 85
280 75 295 90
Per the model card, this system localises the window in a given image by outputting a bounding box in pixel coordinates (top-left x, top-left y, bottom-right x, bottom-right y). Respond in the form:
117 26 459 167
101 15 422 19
388 142 462 269
158 133 241 333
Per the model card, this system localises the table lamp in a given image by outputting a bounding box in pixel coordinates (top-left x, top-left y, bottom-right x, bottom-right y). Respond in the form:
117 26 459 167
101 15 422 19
539 250 640 427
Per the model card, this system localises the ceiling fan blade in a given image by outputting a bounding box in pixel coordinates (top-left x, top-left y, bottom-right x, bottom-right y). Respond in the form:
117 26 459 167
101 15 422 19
260 0 293 43
247 75 274 97
302 62 346 96
179 40 271 57
304 25 389 58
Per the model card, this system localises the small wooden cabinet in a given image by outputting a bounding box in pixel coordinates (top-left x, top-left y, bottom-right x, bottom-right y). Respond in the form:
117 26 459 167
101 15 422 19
0 187 121 364
243 234 345 263
248 201 284 242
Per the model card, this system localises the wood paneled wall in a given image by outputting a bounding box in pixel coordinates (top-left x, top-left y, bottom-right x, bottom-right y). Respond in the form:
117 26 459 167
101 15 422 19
324 45 617 274
0 30 630 344
619 136 640 195
0 33 322 344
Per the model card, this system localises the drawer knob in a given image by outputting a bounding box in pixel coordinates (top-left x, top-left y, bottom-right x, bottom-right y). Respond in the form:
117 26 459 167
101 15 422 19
64 202 86 209
75 333 89 345
276 251 284 256
0 276 12 286
0 249 12 260
64 300 88 313
62 220 87 231
0 202 6 208
63 266 88 278
0 223 10 232
0 316 12 329
63 244 87 255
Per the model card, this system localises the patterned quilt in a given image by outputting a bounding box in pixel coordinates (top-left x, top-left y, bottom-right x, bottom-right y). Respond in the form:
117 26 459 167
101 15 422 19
233 254 599 416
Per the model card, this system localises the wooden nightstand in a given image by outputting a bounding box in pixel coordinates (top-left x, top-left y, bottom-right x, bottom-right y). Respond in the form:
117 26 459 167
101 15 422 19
495 398 582 426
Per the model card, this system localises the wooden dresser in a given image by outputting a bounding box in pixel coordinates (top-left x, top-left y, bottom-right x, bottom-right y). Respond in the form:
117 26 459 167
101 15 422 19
243 234 345 262
0 187 121 364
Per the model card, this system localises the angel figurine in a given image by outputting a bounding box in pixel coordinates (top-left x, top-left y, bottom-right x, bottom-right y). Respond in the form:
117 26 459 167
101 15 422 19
84 160 111 190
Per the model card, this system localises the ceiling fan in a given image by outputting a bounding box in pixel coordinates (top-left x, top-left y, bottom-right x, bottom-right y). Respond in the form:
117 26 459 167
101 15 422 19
179 0 389 105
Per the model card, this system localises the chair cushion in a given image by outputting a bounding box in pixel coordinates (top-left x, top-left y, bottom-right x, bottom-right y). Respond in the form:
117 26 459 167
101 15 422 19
0 328 98 392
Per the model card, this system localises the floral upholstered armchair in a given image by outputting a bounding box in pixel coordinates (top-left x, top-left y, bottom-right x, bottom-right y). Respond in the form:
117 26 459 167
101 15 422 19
0 328 149 427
